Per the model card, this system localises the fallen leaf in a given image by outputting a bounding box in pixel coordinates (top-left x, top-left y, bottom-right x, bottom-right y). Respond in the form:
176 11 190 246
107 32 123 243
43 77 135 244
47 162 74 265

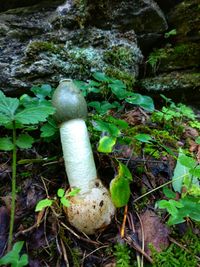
137 210 170 255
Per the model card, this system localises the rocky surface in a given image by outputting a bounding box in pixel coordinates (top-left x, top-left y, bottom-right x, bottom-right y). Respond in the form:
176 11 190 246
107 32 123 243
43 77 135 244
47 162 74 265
0 0 168 95
140 0 200 103
0 0 199 103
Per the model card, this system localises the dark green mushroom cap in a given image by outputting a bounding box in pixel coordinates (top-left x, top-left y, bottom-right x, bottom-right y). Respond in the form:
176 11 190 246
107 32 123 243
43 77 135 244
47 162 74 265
52 79 88 123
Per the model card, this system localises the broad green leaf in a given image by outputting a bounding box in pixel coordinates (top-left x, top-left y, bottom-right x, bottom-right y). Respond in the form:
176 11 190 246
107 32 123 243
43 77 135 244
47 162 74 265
126 93 154 112
110 163 132 208
0 90 19 119
31 84 52 99
16 134 34 149
98 136 116 153
93 120 120 137
163 187 176 199
118 162 133 182
40 122 57 138
93 72 110 82
60 197 70 207
35 198 53 211
15 105 55 124
0 137 14 151
109 84 131 100
0 114 11 125
57 188 65 198
172 149 190 193
189 166 200 178
110 177 130 208
134 133 153 143
89 101 120 115
107 116 128 129
179 155 196 169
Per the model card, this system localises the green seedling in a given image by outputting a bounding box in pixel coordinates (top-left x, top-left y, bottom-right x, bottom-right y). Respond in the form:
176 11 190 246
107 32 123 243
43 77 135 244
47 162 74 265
0 241 28 267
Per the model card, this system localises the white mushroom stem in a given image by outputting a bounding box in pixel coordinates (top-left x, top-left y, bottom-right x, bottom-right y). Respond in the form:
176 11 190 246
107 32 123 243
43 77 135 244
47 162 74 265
60 119 97 193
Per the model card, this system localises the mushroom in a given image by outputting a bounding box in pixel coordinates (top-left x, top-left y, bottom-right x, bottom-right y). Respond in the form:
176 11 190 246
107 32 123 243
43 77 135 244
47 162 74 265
52 79 115 234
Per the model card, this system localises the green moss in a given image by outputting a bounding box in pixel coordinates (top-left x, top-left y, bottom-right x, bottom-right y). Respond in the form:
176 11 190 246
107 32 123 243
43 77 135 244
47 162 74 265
104 46 136 68
148 43 200 72
26 41 62 58
105 67 136 89
151 229 200 266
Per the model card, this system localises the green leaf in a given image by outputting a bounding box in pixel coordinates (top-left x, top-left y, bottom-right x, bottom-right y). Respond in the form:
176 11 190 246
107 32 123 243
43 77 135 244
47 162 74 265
60 197 70 207
0 114 11 125
118 162 133 182
189 166 200 178
0 137 14 151
109 84 130 100
16 134 34 149
0 90 19 119
40 122 58 138
93 120 120 137
0 241 28 267
172 149 190 193
31 84 53 98
93 72 110 82
110 163 132 208
126 93 154 112
67 188 80 197
163 187 176 199
15 105 55 124
179 155 196 169
134 133 153 143
35 198 53 211
98 136 116 153
57 188 65 198
195 136 200 145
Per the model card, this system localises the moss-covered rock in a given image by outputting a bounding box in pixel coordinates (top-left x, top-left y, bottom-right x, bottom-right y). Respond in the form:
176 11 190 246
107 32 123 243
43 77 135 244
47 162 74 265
168 0 200 43
147 42 200 73
140 71 200 103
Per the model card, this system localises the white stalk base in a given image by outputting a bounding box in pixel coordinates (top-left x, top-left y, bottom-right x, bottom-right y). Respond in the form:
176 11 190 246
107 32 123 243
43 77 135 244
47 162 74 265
60 119 97 193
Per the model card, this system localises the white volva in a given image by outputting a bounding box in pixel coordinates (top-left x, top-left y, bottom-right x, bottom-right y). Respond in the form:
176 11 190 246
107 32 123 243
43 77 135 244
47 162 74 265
60 119 97 192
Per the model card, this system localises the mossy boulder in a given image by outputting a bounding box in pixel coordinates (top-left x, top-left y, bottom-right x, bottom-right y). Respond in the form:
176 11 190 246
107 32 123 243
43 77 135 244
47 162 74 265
168 0 200 43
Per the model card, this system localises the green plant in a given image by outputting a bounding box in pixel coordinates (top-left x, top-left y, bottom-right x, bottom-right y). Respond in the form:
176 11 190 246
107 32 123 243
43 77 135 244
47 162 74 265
0 86 55 248
35 188 81 211
76 72 154 114
147 49 168 73
164 29 177 39
152 95 196 133
114 243 132 267
151 230 199 266
0 241 28 267
157 149 200 225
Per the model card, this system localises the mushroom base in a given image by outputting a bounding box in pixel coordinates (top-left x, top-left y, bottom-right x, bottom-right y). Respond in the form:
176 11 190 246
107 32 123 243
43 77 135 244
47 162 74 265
64 179 116 235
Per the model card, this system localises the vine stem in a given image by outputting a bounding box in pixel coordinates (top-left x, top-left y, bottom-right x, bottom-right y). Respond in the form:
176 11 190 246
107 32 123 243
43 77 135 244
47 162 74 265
8 121 17 250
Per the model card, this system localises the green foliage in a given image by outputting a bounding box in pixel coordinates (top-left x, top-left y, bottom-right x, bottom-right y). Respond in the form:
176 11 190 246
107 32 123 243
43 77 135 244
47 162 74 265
110 162 132 208
114 243 132 267
147 48 168 73
151 230 200 267
152 95 197 134
157 150 200 225
35 188 81 211
76 72 154 113
0 86 55 150
0 241 28 267
164 29 177 39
